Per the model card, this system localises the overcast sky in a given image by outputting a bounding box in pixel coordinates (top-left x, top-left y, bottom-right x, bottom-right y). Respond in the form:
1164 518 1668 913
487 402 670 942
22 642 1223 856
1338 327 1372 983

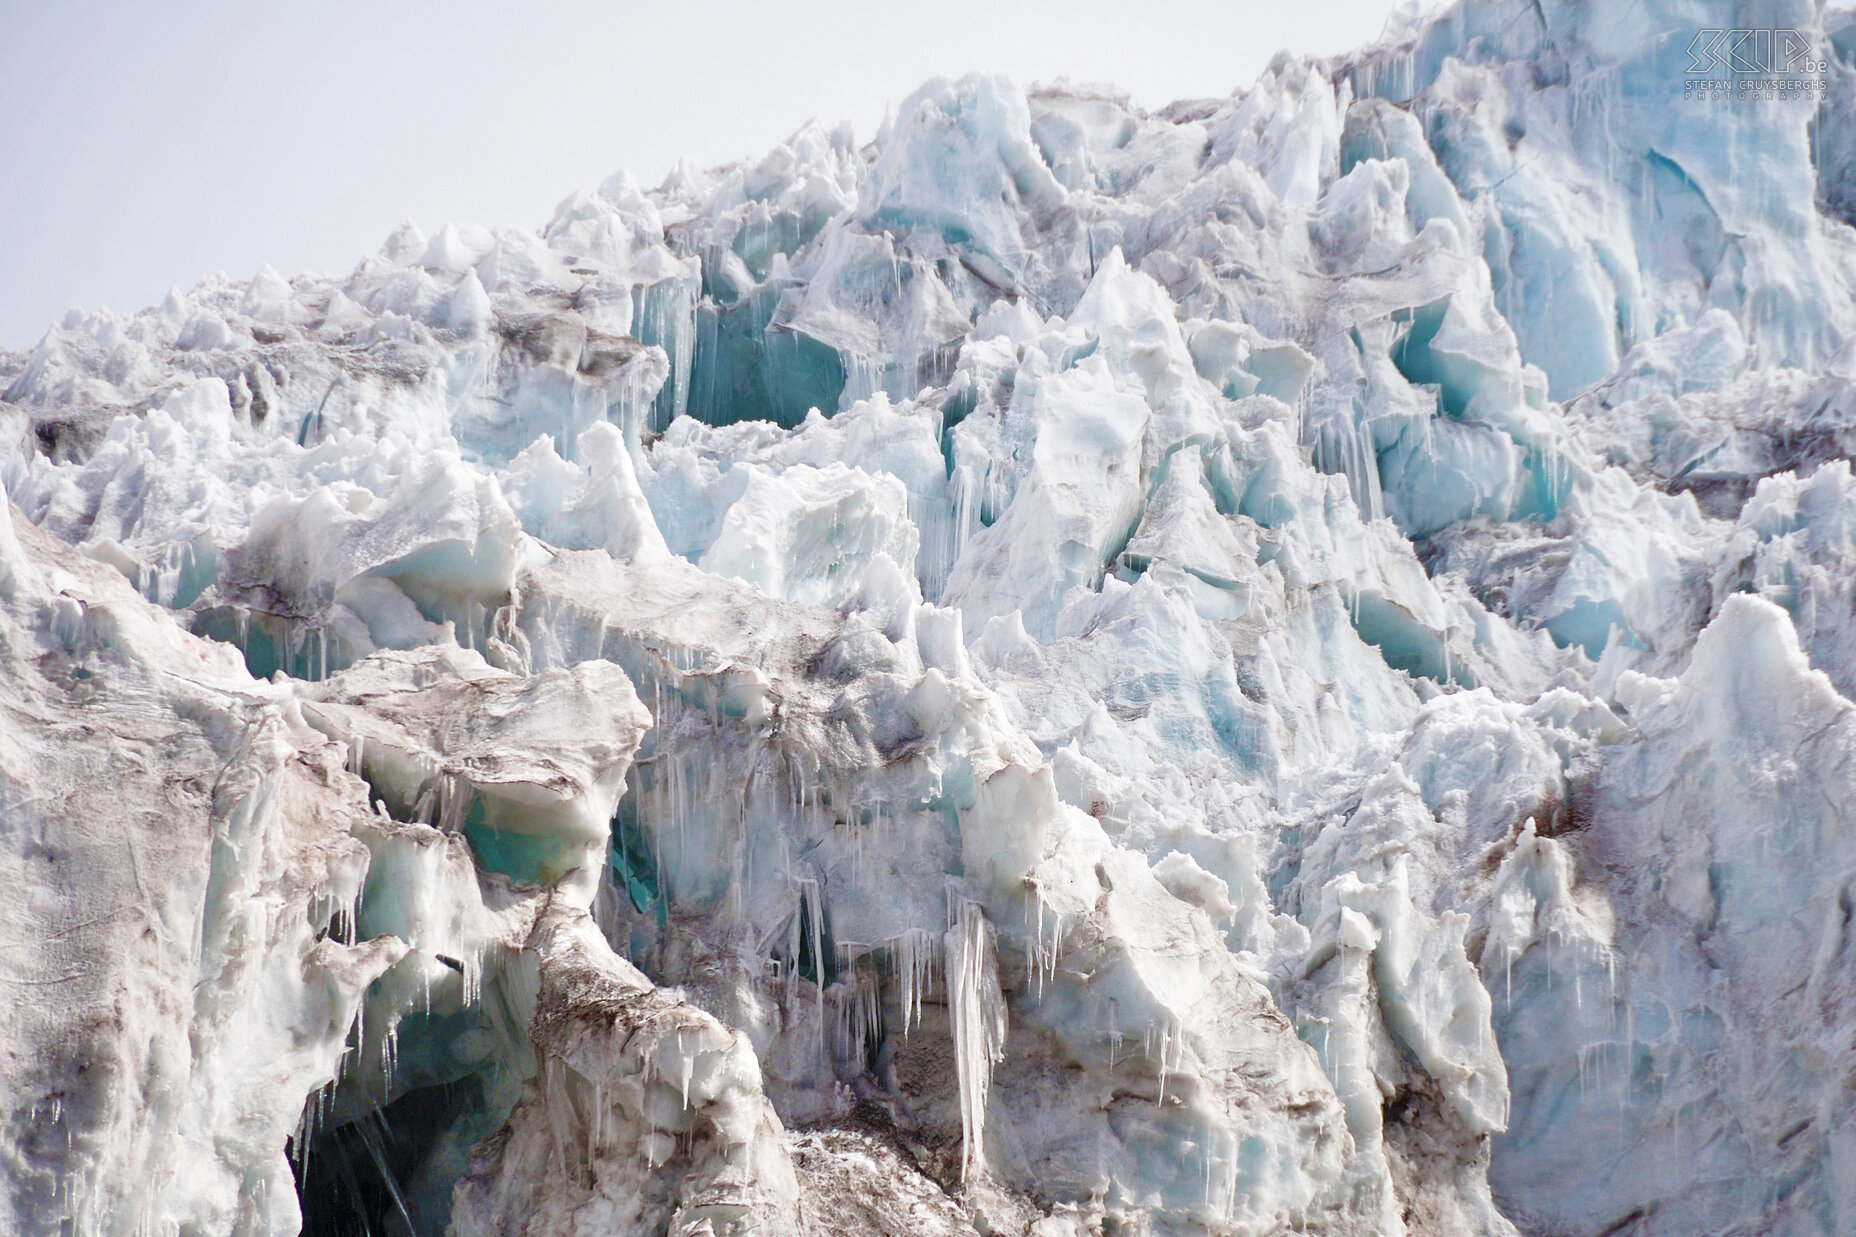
0 0 1397 348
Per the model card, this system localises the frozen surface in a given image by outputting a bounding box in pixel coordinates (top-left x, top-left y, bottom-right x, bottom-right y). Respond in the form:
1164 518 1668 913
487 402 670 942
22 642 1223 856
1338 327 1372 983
5 1 1856 1234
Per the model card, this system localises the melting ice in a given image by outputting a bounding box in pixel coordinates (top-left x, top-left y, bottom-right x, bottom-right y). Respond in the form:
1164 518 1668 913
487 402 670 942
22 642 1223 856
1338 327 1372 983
4 0 1856 1234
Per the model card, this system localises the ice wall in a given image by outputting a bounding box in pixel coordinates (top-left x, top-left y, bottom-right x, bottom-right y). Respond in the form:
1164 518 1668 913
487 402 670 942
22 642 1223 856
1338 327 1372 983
5 0 1856 1234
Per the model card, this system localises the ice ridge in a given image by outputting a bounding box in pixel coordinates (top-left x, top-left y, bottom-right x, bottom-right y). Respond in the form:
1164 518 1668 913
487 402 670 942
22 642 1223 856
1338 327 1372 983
4 1 1856 1234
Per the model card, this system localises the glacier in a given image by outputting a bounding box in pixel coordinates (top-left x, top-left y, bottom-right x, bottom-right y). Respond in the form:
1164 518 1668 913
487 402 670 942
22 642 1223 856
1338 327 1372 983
4 0 1856 1233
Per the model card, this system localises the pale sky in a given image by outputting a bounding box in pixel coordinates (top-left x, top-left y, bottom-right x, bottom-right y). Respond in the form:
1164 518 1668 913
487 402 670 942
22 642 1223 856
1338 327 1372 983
0 0 1397 348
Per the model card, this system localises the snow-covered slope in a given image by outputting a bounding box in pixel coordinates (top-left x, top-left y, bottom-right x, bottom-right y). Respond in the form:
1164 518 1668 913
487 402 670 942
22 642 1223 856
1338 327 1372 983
5 0 1856 1233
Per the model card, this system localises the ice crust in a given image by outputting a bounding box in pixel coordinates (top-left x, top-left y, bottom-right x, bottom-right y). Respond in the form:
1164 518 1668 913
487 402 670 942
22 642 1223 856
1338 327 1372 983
5 0 1856 1233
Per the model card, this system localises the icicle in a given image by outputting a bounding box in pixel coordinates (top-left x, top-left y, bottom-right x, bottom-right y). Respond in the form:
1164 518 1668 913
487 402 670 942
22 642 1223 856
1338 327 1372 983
1148 1015 1185 1104
382 1016 399 1092
591 1077 605 1158
680 1030 694 1110
892 927 936 1038
1023 880 1061 998
807 880 826 1047
944 898 1007 1181
461 949 482 1007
